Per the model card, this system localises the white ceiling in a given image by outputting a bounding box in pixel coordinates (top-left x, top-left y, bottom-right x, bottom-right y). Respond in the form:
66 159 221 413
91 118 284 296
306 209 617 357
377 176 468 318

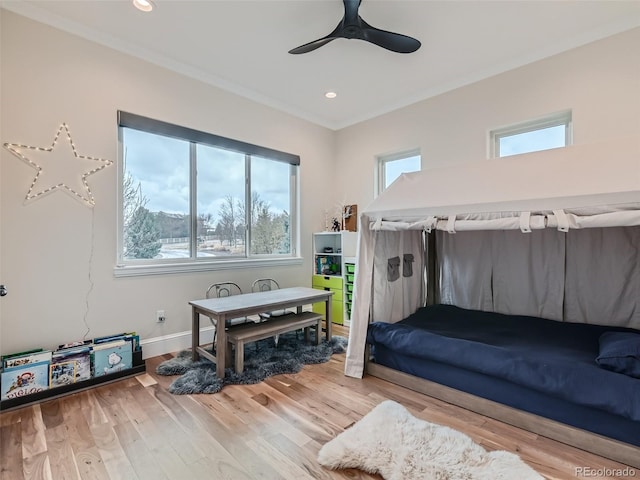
3 0 640 130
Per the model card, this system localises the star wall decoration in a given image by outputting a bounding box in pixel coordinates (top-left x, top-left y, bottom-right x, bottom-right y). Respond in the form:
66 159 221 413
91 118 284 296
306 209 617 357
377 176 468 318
3 123 113 207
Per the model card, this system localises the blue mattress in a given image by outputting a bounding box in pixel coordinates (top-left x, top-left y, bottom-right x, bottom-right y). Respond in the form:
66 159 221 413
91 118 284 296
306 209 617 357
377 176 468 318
367 304 640 445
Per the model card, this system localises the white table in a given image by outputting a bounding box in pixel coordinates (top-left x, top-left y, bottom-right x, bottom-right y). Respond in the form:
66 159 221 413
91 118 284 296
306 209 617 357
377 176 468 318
189 287 334 378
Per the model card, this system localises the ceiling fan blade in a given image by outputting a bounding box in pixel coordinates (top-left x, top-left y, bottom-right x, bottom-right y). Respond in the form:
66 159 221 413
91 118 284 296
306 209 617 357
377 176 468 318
288 0 420 55
361 20 421 54
289 20 346 55
288 36 337 55
343 0 361 24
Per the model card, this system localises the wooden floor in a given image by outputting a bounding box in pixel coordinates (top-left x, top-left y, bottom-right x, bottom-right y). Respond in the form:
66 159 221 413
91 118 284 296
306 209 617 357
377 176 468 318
1 325 637 480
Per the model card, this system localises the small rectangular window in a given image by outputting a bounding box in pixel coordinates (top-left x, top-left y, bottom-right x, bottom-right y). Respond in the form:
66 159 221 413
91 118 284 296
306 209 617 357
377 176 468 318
376 149 421 196
490 110 572 158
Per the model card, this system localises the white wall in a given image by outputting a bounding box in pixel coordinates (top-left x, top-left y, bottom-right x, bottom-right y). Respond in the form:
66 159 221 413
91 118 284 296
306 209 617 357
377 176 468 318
334 27 640 211
0 11 335 355
2 10 638 358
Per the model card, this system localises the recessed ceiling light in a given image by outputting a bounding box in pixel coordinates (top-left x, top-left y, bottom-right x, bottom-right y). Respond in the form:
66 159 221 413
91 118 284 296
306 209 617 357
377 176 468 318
133 0 154 12
325 91 337 99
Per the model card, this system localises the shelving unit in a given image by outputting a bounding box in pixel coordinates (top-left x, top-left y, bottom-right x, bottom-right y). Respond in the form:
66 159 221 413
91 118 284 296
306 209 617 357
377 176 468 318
344 261 356 326
311 231 357 326
0 351 145 412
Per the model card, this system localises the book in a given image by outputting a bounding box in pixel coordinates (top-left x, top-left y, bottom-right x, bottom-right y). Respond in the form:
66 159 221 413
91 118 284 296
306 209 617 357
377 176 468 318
49 345 91 387
92 340 132 377
1 361 50 400
128 334 140 352
49 361 76 388
57 339 92 350
3 350 52 369
93 333 128 344
94 332 140 352
316 256 329 274
2 348 43 363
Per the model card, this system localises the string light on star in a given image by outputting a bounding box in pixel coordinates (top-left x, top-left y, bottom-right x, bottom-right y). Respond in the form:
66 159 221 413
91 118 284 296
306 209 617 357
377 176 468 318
3 123 113 207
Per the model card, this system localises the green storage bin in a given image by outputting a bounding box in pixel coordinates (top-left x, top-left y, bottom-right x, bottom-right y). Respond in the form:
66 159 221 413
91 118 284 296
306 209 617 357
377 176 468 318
346 274 354 283
345 264 355 274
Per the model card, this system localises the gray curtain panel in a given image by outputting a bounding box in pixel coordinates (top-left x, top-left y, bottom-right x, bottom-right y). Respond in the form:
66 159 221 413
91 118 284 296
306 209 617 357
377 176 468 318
437 226 639 328
491 229 565 320
373 230 425 324
437 230 494 312
564 226 640 329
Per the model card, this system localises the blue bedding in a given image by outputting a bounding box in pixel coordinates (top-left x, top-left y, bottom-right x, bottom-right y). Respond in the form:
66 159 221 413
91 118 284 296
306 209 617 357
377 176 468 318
367 304 640 422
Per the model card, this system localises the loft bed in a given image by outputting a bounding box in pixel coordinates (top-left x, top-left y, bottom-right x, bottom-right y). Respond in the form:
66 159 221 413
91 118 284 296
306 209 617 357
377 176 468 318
344 138 640 468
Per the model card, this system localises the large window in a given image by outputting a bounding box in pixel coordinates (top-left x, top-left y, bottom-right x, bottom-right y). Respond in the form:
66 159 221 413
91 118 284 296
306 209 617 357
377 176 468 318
116 112 299 275
376 149 421 196
490 110 572 158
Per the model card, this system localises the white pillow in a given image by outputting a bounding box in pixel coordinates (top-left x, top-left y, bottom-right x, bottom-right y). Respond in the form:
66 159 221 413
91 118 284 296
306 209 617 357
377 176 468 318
317 400 543 480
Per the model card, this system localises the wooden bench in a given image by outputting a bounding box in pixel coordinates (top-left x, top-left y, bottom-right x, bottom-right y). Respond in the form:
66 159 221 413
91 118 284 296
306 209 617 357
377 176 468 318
226 311 323 373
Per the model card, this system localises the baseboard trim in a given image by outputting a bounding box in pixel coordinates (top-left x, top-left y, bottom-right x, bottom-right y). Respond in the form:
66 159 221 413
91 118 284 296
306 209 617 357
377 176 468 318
140 305 316 359
140 326 215 359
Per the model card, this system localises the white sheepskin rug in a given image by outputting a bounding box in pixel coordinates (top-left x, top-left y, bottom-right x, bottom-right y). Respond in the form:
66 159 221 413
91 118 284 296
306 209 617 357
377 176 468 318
318 400 543 480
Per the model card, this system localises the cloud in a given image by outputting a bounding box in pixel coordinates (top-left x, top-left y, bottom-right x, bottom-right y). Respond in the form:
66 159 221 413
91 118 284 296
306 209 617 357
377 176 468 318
123 128 291 219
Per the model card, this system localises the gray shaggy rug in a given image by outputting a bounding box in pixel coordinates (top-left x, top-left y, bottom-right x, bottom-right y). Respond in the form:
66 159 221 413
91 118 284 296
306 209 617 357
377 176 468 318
156 331 348 394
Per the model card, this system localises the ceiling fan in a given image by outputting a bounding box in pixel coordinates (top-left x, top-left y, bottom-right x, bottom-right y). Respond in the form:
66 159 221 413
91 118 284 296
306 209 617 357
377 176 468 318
288 0 421 55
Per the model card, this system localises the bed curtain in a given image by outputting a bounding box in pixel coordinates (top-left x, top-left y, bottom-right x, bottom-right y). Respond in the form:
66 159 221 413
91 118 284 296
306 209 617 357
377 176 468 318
345 205 640 378
438 227 640 327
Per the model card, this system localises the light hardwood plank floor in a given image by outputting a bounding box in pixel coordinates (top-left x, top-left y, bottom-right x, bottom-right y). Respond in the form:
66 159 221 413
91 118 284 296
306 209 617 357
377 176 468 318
1 325 637 480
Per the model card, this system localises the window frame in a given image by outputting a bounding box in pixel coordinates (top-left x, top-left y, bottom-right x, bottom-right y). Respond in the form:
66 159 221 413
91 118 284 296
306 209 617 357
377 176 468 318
114 111 301 277
375 148 421 197
489 110 572 159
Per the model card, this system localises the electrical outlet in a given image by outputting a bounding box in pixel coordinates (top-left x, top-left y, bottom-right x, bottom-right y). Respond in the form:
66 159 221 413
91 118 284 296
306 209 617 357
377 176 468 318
157 310 166 323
